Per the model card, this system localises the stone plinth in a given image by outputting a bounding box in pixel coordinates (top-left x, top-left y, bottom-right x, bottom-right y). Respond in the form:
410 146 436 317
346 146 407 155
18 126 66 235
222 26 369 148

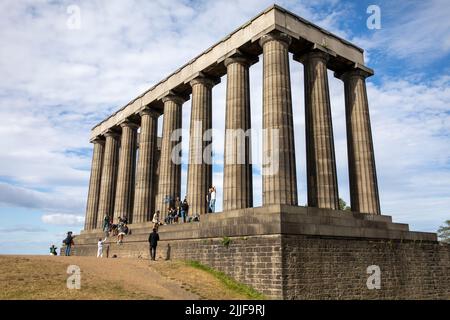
70 206 448 300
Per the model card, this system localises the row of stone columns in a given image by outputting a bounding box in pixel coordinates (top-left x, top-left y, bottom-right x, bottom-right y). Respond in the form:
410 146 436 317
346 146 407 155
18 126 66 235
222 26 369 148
84 31 381 230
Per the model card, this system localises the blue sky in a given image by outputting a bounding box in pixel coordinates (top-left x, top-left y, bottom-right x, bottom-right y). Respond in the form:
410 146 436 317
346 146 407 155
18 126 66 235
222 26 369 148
0 0 449 254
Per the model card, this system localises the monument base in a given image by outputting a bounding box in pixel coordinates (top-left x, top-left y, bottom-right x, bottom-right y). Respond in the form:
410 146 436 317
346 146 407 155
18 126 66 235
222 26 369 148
68 205 450 299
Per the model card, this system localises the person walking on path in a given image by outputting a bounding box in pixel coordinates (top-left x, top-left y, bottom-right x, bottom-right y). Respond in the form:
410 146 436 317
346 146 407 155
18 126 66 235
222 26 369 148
63 232 74 256
97 237 108 258
148 228 160 261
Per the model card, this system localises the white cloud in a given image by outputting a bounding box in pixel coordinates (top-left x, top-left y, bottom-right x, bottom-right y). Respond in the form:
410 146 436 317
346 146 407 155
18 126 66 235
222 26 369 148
41 213 84 226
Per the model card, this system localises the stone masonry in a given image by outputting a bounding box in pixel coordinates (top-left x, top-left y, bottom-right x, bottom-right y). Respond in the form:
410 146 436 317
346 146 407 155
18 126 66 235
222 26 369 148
71 5 449 300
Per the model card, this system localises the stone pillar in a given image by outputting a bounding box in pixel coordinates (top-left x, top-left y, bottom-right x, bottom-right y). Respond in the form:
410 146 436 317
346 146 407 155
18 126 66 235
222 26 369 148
155 94 185 219
340 69 381 214
97 130 120 227
222 55 255 211
84 137 105 230
260 33 298 206
296 50 339 209
133 108 160 223
113 120 138 223
187 77 216 215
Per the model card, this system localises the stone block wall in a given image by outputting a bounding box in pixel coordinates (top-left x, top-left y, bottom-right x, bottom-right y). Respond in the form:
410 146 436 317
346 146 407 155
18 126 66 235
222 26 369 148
281 235 450 299
67 234 449 299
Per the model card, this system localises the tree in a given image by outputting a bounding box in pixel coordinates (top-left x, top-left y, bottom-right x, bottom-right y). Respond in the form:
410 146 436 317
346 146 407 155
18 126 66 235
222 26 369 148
338 198 351 211
437 220 450 243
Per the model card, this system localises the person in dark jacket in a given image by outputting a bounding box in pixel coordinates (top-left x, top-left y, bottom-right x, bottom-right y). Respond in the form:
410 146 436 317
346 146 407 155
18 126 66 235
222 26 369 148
63 232 74 256
148 228 160 261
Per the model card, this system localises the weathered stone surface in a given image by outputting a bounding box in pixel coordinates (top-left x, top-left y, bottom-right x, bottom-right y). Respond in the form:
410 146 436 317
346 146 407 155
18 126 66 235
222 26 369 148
260 32 298 206
84 137 105 230
114 121 138 223
69 206 448 299
339 69 381 215
155 95 185 218
133 109 160 223
296 50 339 210
96 130 120 227
222 55 255 211
187 77 216 215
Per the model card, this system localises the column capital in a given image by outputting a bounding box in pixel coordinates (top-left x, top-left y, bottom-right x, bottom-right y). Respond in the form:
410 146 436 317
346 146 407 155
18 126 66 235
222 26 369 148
190 75 220 89
224 53 258 68
161 93 188 105
259 32 291 48
119 120 139 130
293 49 329 64
139 107 162 118
334 64 374 81
90 136 105 144
103 129 120 139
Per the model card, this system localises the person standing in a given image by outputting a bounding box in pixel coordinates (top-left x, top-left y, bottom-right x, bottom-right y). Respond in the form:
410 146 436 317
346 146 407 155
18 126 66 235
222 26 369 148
210 186 216 213
175 196 181 218
63 232 74 256
97 237 107 258
152 210 161 230
206 187 212 213
181 197 189 223
102 215 110 233
148 228 160 261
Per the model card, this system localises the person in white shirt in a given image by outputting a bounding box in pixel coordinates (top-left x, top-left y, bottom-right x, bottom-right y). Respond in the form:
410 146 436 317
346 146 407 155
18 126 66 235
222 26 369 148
97 237 107 258
210 186 216 213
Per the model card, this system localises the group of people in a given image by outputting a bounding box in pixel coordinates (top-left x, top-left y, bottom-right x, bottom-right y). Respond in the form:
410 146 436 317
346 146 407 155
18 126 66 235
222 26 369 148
162 185 217 225
102 215 129 244
57 186 219 259
163 196 190 224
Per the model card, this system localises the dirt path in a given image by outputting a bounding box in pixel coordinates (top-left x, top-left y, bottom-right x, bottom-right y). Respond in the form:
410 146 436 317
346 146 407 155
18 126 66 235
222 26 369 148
0 255 258 300
1 255 198 300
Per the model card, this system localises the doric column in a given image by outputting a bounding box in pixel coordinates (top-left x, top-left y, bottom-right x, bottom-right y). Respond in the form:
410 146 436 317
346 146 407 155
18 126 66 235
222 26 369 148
84 137 105 230
187 76 217 215
295 50 339 209
222 55 255 211
339 69 380 214
97 130 120 227
155 94 185 218
113 120 138 223
133 108 160 223
260 32 298 206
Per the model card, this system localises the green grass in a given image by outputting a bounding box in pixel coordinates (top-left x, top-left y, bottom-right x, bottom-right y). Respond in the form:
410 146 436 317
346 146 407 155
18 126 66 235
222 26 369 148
185 260 266 300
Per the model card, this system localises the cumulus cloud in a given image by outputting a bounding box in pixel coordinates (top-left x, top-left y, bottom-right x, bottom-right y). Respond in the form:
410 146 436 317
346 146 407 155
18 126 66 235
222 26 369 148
41 213 85 226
